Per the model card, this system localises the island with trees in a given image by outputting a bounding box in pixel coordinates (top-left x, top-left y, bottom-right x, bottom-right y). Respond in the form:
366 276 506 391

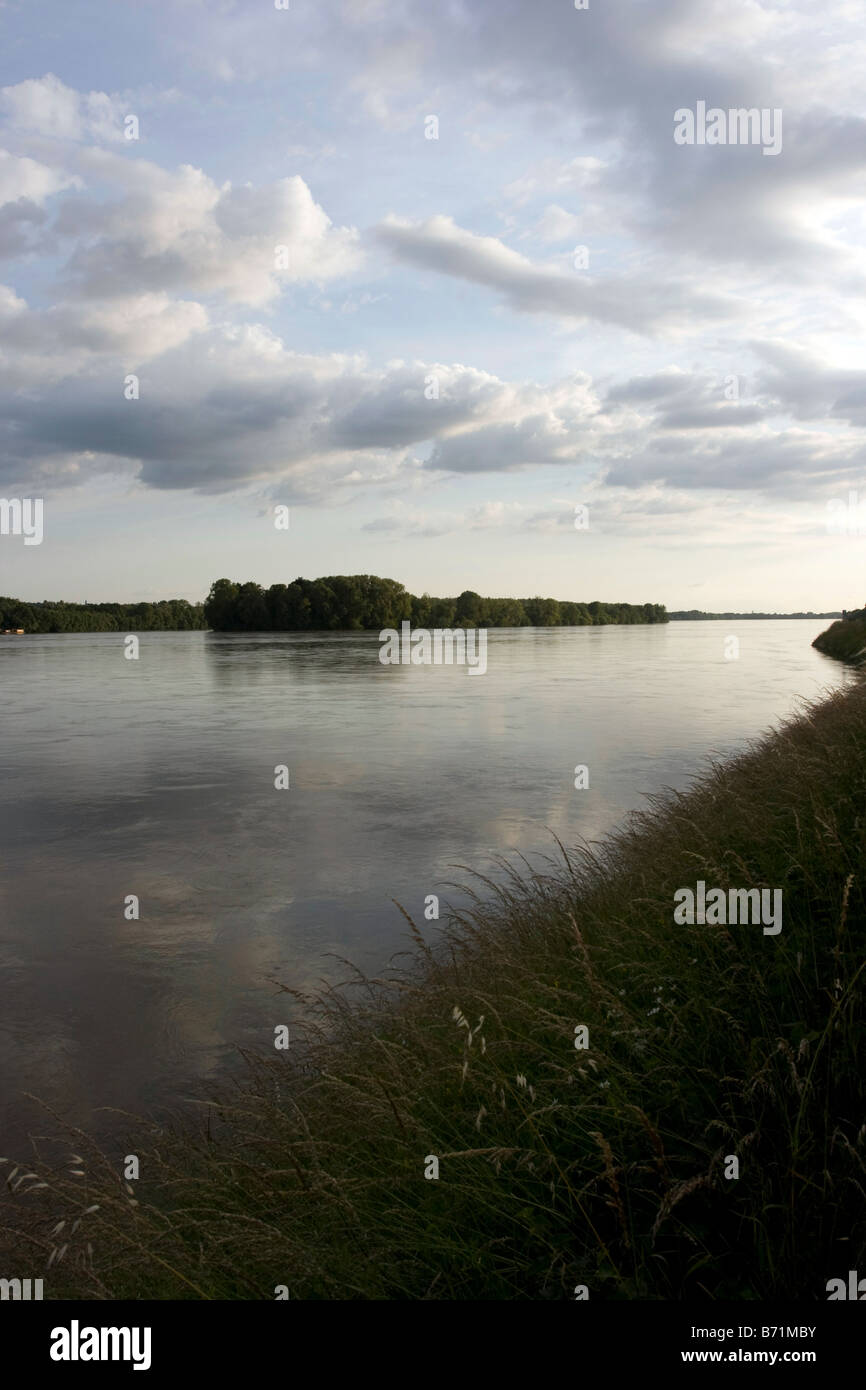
203 575 668 631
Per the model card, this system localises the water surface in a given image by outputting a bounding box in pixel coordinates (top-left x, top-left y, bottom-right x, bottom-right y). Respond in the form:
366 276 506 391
0 620 850 1146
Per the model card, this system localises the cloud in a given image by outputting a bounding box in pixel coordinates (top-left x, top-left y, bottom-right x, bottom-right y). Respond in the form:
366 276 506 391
0 79 361 299
357 485 820 550
604 428 866 495
361 498 539 539
605 369 699 406
0 147 79 255
136 0 866 294
0 319 604 495
0 197 48 256
319 1 866 293
533 204 584 243
0 283 208 387
0 148 78 206
53 156 361 304
4 292 864 513
0 73 128 143
751 342 866 428
588 359 866 496
427 414 585 474
376 214 738 333
2 9 866 559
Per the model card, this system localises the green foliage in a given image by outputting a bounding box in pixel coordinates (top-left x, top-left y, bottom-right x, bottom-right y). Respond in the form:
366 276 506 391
813 614 866 664
0 581 666 635
0 596 205 633
524 596 562 626
454 589 483 625
203 576 667 631
202 574 414 632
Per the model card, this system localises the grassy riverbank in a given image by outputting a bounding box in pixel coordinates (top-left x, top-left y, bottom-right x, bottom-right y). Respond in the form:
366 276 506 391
812 610 866 665
3 683 865 1300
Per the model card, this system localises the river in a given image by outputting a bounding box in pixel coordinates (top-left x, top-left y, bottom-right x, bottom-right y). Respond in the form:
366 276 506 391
0 619 851 1148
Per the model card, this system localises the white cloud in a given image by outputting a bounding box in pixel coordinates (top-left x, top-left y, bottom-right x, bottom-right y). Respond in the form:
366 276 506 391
0 73 128 143
0 148 78 206
0 283 208 386
533 204 584 243
376 213 739 333
54 156 361 304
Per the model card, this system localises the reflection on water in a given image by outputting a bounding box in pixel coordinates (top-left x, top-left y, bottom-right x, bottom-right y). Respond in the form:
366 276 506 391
0 621 851 1145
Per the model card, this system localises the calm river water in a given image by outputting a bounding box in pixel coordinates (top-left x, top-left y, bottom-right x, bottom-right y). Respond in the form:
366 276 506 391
0 620 851 1147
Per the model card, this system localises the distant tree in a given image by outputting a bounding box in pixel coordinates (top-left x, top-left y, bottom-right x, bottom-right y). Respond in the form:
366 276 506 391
427 597 457 628
204 579 241 630
455 589 483 625
235 582 270 631
481 597 529 626
524 597 562 626
411 592 432 627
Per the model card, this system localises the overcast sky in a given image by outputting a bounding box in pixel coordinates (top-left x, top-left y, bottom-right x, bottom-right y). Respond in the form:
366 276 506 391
1 0 865 609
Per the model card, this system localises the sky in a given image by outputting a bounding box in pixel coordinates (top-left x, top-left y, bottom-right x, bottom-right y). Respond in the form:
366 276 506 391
0 0 865 610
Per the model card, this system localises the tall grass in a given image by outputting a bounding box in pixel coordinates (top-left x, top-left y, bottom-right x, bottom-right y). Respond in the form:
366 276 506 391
3 684 866 1300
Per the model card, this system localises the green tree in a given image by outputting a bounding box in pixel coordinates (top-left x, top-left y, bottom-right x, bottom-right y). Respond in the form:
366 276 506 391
454 589 483 625
204 579 241 630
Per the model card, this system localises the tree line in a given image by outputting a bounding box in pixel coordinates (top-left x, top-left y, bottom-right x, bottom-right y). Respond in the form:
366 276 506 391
0 579 668 633
204 575 668 631
0 597 206 633
669 609 842 620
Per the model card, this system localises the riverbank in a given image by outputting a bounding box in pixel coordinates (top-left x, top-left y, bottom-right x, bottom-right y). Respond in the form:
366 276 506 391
812 610 866 664
3 680 865 1300
0 595 205 632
